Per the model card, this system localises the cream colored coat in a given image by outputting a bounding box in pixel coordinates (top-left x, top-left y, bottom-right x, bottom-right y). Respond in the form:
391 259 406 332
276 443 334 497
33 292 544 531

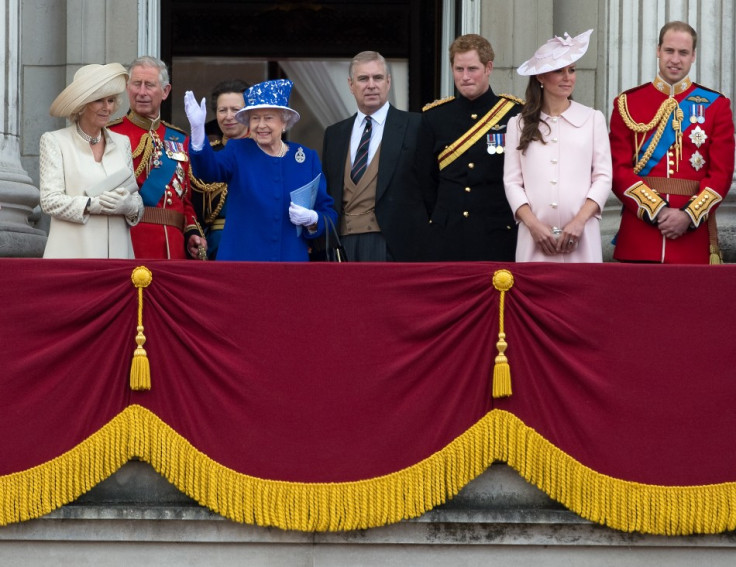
504 101 612 262
40 126 143 258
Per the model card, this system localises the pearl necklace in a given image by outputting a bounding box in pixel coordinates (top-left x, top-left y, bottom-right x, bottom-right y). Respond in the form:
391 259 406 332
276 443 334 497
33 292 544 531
76 123 101 145
258 140 287 158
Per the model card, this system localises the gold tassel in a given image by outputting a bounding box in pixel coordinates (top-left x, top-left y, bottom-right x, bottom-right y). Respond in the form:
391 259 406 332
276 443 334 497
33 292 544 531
492 269 514 398
130 266 153 391
709 244 723 265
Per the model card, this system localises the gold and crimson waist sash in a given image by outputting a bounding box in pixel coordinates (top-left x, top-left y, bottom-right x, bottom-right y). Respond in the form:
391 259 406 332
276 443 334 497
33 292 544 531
438 97 517 171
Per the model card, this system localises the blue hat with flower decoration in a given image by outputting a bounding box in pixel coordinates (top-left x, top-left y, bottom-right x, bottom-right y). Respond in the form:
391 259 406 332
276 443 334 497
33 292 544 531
235 79 301 129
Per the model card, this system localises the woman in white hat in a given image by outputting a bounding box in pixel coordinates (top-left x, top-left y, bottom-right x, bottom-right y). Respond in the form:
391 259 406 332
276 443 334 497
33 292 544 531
503 30 612 262
40 63 144 258
184 79 337 261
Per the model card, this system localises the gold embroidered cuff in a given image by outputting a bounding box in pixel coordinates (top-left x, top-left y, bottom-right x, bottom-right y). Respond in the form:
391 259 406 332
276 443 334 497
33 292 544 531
683 187 722 227
623 182 667 221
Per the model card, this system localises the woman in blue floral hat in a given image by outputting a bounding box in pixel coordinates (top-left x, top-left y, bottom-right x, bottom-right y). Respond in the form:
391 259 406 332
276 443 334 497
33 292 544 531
185 79 337 261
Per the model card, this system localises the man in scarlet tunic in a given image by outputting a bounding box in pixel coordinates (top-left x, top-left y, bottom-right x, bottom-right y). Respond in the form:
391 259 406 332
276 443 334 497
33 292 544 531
109 56 206 259
610 21 735 264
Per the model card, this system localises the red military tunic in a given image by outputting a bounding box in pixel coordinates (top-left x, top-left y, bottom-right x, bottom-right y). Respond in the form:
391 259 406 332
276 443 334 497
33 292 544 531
109 111 199 259
610 76 735 263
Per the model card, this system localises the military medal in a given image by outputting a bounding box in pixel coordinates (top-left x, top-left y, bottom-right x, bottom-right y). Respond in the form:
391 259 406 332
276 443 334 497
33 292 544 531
295 147 306 163
689 126 707 148
173 163 185 196
487 133 504 154
690 104 705 124
150 131 163 168
690 150 705 171
486 133 496 154
164 140 188 162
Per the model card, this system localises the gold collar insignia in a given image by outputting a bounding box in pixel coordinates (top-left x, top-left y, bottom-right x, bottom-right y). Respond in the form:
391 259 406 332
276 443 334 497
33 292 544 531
652 75 692 97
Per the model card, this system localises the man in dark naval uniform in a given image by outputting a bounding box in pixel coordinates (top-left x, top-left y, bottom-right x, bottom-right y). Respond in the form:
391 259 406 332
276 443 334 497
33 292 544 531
418 34 523 261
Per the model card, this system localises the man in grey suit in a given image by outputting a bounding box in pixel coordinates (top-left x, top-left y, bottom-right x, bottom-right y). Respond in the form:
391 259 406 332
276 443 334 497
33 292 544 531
322 51 427 261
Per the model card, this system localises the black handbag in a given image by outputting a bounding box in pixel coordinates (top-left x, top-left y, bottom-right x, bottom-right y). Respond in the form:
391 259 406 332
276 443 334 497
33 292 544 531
324 215 348 262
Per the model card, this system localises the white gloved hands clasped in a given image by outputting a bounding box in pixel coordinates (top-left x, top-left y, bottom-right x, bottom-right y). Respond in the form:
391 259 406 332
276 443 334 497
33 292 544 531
288 202 319 227
98 188 139 217
184 90 207 150
87 197 104 215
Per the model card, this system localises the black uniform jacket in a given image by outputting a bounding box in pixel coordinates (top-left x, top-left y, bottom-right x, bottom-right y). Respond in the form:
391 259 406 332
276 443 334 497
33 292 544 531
418 87 522 261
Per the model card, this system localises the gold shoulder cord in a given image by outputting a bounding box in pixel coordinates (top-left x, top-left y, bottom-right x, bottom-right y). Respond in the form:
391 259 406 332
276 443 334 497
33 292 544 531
422 96 454 112
131 133 153 178
499 93 525 105
189 169 228 225
618 95 683 174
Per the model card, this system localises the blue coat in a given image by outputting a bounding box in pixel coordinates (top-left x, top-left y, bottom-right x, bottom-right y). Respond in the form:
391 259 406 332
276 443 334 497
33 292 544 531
190 138 336 261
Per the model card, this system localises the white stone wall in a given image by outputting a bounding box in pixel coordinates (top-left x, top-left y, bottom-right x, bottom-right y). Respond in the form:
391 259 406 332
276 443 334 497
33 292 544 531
20 0 139 185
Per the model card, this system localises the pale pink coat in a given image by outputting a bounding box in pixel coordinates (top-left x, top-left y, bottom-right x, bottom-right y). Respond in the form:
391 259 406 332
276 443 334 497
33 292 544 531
504 101 612 262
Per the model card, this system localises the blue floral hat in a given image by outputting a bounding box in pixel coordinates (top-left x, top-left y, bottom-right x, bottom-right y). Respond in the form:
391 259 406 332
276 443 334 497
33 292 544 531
235 79 301 129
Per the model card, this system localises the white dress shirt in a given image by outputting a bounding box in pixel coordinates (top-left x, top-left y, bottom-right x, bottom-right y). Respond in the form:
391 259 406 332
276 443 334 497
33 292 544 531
350 101 389 168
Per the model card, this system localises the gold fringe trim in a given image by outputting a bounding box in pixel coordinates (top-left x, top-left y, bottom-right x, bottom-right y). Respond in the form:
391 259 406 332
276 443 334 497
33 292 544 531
3 406 736 535
489 410 736 535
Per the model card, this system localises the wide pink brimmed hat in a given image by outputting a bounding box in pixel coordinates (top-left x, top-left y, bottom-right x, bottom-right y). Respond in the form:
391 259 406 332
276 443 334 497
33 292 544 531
50 63 128 118
517 29 593 76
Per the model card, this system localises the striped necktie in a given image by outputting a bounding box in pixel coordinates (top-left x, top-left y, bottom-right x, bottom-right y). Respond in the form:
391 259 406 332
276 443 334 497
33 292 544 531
350 116 372 184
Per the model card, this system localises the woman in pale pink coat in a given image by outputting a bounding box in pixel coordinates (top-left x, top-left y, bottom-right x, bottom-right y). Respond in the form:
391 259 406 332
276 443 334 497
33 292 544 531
504 30 612 262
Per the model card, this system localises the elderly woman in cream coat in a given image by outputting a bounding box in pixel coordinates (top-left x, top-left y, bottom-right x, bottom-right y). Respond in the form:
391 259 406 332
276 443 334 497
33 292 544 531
504 30 612 262
40 63 143 258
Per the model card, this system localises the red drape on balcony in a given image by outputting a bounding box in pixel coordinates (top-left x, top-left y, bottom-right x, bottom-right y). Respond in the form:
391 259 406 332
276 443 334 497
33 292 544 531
2 259 735 534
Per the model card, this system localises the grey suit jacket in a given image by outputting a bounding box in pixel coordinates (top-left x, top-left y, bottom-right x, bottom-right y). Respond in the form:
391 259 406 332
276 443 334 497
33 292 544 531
322 104 428 261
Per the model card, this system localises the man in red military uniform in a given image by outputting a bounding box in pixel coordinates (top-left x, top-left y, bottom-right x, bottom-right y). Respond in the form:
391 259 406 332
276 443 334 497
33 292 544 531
109 56 206 259
610 21 735 264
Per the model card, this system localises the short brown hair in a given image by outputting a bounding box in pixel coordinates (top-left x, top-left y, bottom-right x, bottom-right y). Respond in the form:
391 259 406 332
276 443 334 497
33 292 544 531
449 34 495 66
658 21 697 51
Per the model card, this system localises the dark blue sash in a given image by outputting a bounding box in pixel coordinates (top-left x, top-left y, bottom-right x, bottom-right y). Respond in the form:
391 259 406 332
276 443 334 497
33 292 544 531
139 125 181 207
638 87 716 176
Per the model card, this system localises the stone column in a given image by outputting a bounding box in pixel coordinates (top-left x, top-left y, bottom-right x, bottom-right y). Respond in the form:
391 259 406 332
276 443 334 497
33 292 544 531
0 0 46 257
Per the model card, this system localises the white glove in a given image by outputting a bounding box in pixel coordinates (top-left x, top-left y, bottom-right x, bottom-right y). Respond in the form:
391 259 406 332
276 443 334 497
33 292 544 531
184 90 207 150
289 202 319 227
98 188 139 217
87 197 103 215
